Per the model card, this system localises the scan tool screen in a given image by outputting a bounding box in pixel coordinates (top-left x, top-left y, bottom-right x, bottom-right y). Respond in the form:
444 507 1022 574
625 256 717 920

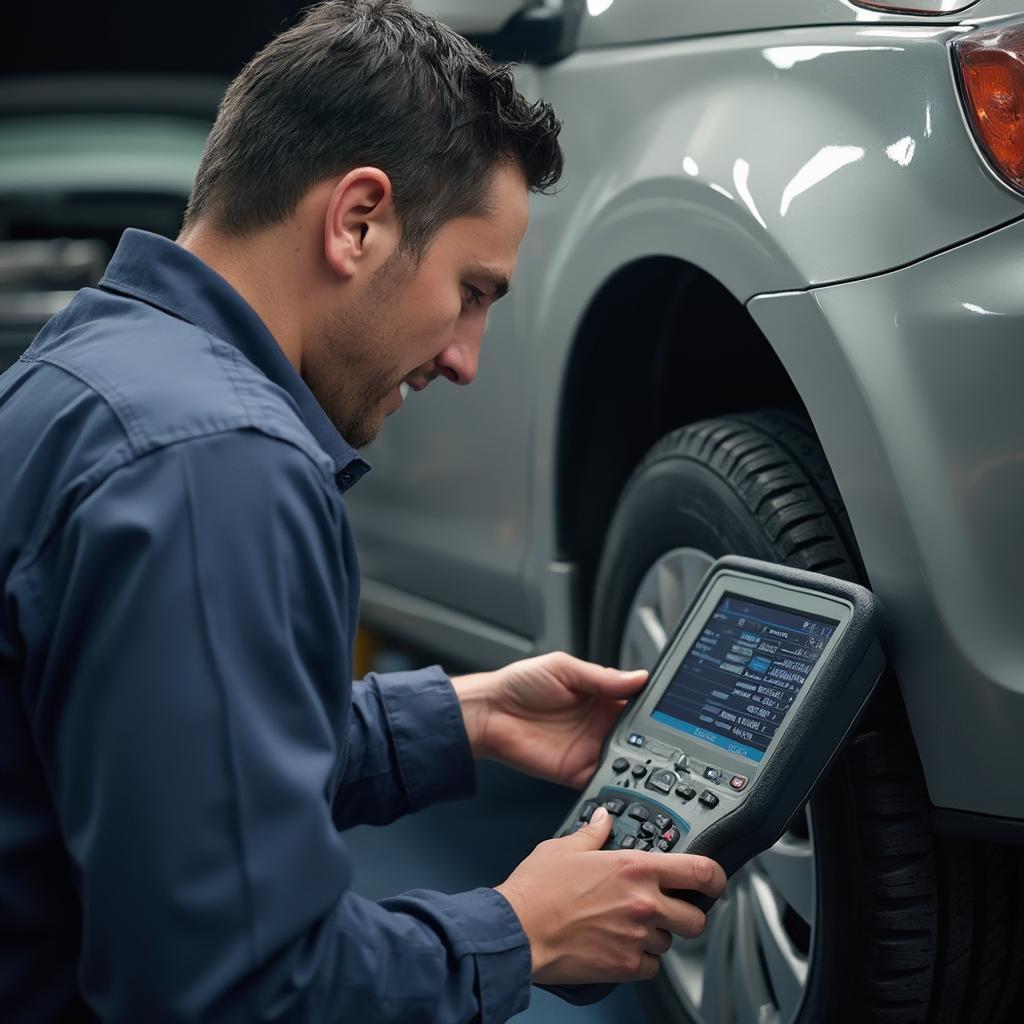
650 594 839 762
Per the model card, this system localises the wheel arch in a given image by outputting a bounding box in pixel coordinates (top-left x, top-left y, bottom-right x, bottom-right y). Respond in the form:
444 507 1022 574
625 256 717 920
553 256 808 651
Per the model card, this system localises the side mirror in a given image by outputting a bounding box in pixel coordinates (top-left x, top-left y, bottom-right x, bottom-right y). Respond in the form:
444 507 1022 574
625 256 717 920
414 1 585 66
473 1 585 65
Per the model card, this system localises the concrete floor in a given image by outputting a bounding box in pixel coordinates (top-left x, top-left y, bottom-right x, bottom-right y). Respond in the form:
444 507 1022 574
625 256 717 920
344 758 654 1023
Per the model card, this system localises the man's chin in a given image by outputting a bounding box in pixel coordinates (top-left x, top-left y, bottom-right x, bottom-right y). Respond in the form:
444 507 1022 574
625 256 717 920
326 409 378 451
351 401 397 449
323 389 399 450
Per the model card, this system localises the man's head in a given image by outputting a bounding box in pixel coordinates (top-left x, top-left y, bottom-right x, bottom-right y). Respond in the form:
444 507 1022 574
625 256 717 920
181 0 563 447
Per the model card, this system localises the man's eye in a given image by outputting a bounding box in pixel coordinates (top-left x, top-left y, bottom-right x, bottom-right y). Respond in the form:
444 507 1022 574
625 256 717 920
463 285 485 308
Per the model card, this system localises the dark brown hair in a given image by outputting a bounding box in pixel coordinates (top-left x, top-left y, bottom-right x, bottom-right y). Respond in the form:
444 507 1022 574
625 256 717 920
182 0 563 255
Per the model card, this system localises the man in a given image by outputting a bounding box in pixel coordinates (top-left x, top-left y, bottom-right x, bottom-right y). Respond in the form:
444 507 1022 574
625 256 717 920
0 2 725 1021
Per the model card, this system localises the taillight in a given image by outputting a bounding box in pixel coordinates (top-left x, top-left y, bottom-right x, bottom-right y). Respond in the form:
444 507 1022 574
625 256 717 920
954 26 1024 194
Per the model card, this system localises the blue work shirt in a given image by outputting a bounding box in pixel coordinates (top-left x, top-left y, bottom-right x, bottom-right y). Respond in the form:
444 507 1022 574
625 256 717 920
0 229 531 1023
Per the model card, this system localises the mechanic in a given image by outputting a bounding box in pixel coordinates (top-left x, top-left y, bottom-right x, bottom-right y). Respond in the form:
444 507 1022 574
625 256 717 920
0 2 726 1021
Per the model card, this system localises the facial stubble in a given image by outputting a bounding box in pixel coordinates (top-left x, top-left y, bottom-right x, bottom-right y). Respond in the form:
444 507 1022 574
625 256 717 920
304 253 412 449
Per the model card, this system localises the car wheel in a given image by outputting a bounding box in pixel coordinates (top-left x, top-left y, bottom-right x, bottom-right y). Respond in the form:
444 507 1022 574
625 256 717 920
588 411 1024 1024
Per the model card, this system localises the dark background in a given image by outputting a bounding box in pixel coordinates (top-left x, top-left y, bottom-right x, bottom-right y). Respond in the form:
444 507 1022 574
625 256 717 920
5 3 305 77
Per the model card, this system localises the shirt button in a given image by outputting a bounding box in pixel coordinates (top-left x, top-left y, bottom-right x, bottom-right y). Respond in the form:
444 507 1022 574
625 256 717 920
338 471 353 488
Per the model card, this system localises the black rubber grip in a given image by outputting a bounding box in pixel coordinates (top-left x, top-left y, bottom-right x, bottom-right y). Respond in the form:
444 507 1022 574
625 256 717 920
671 888 717 914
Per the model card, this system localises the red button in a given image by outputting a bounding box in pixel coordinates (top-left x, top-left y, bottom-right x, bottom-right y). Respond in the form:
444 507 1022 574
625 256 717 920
660 827 680 850
730 775 748 791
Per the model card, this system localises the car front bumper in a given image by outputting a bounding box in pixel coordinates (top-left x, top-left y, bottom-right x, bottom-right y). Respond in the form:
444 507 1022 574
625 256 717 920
749 214 1024 823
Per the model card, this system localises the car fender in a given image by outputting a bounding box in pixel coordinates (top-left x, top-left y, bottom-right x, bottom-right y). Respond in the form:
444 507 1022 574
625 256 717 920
516 22 1022 618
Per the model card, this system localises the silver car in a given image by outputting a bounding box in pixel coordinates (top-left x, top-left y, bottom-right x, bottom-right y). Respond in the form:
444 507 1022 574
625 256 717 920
348 2 1024 1022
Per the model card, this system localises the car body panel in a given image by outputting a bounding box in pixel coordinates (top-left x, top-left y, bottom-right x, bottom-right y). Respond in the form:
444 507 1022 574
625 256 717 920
419 0 1016 48
747 214 1024 818
349 17 1024 818
577 0 1000 48
567 24 1022 293
352 291 538 636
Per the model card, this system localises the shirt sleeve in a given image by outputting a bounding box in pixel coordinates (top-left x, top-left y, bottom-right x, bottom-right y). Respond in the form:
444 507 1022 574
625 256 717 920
333 668 477 828
18 430 531 1024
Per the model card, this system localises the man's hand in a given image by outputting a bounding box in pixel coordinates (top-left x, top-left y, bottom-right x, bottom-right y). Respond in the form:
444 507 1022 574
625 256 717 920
495 807 727 985
452 652 647 789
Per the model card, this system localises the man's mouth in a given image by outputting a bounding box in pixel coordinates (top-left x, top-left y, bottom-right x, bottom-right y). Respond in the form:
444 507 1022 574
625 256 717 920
387 376 430 418
401 374 435 395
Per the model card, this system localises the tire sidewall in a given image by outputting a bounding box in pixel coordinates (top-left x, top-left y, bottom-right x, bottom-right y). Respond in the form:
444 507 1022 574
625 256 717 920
591 456 777 666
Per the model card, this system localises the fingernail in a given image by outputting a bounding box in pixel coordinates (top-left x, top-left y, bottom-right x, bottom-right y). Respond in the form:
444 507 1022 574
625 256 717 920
591 806 609 826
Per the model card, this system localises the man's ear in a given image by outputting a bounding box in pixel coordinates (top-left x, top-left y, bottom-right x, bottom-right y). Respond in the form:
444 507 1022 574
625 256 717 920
323 167 399 280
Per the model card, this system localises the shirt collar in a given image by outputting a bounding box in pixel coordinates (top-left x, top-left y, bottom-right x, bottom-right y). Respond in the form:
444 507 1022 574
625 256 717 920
98 228 370 491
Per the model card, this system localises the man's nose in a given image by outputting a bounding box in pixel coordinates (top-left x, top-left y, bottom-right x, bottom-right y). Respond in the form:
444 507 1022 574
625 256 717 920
435 330 481 386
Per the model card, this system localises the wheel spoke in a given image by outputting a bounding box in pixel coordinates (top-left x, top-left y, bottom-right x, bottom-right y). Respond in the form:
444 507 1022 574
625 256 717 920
677 548 717 608
731 887 778 1024
698 896 737 1022
618 548 715 669
638 605 668 656
621 604 665 668
658 548 716 630
748 872 808 1021
657 559 686 631
756 833 815 925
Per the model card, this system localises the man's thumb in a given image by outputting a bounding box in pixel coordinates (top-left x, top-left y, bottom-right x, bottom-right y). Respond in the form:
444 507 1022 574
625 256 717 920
570 805 612 848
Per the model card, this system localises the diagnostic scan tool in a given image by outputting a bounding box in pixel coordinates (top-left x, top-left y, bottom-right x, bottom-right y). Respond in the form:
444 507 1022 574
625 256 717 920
557 556 884 903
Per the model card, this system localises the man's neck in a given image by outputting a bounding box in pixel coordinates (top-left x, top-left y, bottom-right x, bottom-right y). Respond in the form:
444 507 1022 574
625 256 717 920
178 223 305 372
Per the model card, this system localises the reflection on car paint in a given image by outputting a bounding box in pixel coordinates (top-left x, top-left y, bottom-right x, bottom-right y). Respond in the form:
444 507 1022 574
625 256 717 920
761 44 902 70
780 146 865 217
733 158 767 230
886 136 917 166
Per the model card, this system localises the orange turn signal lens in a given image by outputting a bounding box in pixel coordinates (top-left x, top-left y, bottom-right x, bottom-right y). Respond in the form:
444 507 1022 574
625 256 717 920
954 26 1024 194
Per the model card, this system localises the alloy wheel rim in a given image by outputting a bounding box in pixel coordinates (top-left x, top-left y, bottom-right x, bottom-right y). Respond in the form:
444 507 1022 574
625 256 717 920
618 547 816 1024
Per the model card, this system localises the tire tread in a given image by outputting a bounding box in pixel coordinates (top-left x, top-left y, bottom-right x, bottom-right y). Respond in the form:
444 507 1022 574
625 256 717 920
639 412 859 583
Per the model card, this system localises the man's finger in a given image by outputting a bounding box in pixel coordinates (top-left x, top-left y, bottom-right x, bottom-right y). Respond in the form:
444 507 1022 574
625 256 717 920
644 927 673 957
635 953 661 982
564 805 613 849
654 894 709 940
652 854 728 898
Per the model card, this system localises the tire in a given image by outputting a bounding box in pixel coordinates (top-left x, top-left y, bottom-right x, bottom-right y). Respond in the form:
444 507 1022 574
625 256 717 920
588 411 1024 1024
